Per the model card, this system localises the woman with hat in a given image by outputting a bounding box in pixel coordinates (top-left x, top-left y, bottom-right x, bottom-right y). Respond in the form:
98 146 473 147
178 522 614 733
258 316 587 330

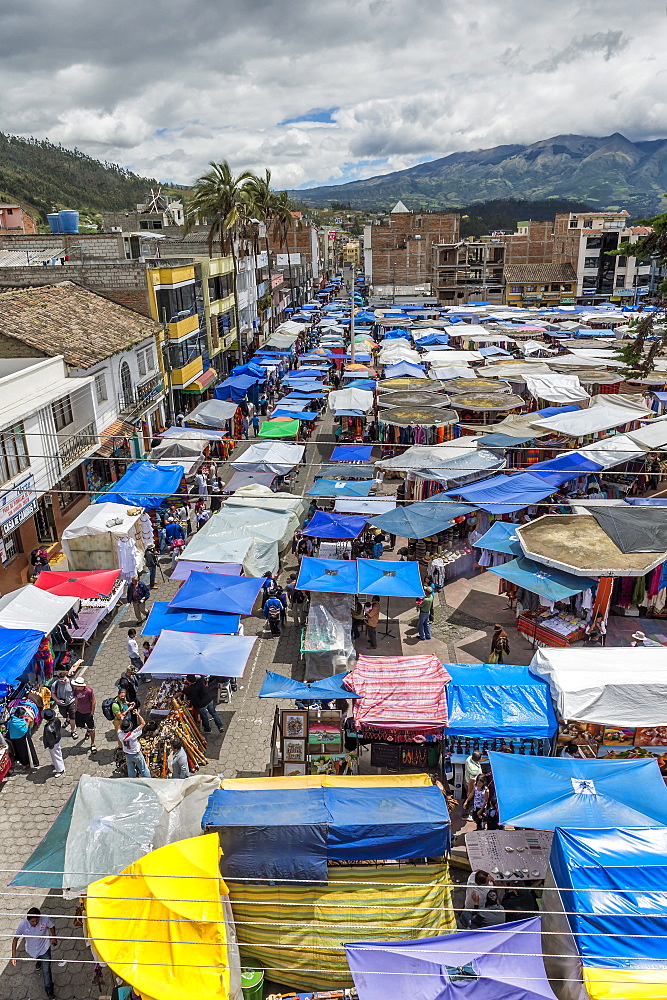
630 630 653 647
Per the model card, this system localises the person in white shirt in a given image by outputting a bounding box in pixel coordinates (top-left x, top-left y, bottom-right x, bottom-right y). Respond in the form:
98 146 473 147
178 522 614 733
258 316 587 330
117 709 150 777
460 870 495 928
12 907 56 997
126 629 143 672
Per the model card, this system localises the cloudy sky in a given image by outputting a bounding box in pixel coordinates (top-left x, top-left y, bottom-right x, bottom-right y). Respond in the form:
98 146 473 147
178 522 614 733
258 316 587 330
2 0 665 190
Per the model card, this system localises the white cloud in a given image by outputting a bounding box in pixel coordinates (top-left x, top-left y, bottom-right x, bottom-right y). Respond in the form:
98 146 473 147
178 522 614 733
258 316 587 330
0 0 664 190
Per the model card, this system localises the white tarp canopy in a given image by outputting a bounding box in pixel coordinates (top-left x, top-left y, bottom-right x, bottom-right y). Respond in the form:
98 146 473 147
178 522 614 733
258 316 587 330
0 586 78 633
376 443 480 471
576 434 648 469
421 350 483 364
628 417 667 450
181 520 278 577
328 388 375 413
186 398 239 427
548 354 626 370
231 440 304 475
377 347 421 363
530 647 667 726
62 501 143 542
221 484 307 519
477 362 551 378
334 498 397 515
61 501 146 573
523 374 590 404
430 366 475 380
531 396 652 437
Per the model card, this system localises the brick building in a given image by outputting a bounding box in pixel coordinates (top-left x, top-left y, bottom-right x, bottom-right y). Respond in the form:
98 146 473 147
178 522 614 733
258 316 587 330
366 202 459 292
0 204 38 234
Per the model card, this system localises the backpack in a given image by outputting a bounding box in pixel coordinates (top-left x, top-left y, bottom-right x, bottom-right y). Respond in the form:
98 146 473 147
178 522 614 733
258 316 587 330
292 589 306 605
267 604 282 620
102 697 116 722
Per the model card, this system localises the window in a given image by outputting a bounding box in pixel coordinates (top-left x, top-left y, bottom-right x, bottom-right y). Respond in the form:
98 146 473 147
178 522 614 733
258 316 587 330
52 395 74 431
138 351 146 377
2 527 22 563
208 273 233 302
569 218 579 228
136 347 154 378
509 286 523 294
582 276 598 289
584 256 599 269
94 373 107 403
56 465 86 512
616 256 627 268
584 218 593 228
523 285 536 293
616 275 625 287
155 283 197 323
586 236 602 249
0 422 30 486
168 331 203 369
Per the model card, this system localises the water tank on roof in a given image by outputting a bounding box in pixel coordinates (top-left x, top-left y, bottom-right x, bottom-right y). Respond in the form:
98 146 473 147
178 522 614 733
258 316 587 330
47 213 61 234
58 210 79 234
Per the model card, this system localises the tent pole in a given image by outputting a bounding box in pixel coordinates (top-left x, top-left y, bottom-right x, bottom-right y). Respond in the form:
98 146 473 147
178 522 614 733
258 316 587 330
381 594 396 639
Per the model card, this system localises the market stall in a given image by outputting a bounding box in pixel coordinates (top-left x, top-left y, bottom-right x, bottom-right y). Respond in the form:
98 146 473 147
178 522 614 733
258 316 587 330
378 405 460 445
61 501 147 575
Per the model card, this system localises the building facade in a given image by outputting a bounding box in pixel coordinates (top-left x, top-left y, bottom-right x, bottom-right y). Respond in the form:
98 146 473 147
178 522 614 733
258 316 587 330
365 202 460 294
0 204 38 234
432 241 505 304
504 263 578 307
0 356 98 592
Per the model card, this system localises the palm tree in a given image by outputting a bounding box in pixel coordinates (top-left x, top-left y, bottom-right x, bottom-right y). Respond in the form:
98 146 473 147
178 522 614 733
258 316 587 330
273 190 303 314
243 169 278 332
185 161 252 360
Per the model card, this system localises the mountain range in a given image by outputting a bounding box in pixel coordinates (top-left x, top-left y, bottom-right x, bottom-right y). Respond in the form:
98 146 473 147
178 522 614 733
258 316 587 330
289 133 667 215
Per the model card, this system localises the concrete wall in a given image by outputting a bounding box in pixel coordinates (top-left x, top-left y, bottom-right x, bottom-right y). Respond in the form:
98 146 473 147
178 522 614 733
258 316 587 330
0 260 152 314
0 232 124 259
369 212 460 287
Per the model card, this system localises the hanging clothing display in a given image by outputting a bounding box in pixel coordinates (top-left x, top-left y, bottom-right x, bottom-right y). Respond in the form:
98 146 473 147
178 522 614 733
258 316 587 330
117 536 140 581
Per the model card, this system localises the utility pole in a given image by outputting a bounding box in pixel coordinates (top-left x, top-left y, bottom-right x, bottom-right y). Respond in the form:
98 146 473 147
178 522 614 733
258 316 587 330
349 264 355 364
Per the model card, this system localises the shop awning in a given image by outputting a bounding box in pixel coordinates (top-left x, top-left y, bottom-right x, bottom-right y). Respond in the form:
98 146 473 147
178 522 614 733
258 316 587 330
318 464 375 480
96 461 183 508
231 441 304 474
384 362 426 378
301 511 368 540
0 627 45 685
330 445 374 462
474 520 522 555
446 663 558 740
379 406 458 427
306 479 374 498
170 559 242 580
33 569 120 600
143 630 256 677
168 571 264 615
181 367 219 393
186 398 238 427
296 556 359 594
491 754 667 830
214 374 261 402
142 601 240 636
222 470 275 492
531 395 652 436
488 555 595 600
446 472 558 514
368 502 456 539
345 918 556 1000
328 388 374 413
344 654 451 729
257 417 299 438
258 670 360 699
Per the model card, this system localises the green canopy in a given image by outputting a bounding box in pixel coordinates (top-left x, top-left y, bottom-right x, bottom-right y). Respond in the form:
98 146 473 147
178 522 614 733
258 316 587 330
257 418 300 438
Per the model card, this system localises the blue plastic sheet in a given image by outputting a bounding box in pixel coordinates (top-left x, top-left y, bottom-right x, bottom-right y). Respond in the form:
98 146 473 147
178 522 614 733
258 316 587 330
0 627 44 685
414 333 450 346
273 409 317 420
141 601 240 636
526 452 603 486
301 511 368 540
344 379 377 391
258 670 360 699
491 754 667 830
215 374 261 402
550 827 667 969
330 445 373 462
446 663 557 740
168 571 265 614
368 502 455 540
357 558 424 598
231 362 265 378
384 362 426 378
306 479 374 498
487 556 595 600
476 432 539 448
446 473 560 513
474 521 522 555
536 404 581 418
97 462 183 508
296 556 359 594
317 464 375 480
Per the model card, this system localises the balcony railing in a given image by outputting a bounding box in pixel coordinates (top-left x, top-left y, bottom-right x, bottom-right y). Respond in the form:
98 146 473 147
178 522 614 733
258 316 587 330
60 421 99 470
118 374 165 417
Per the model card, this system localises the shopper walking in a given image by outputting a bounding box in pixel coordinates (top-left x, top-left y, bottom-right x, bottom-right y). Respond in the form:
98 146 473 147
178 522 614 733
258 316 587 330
51 670 77 738
171 737 190 778
490 624 510 663
365 595 380 648
126 629 144 673
12 907 57 998
127 575 150 623
184 675 224 734
417 586 434 641
117 709 150 777
8 706 39 769
72 677 97 754
145 546 158 589
41 708 65 777
252 412 260 436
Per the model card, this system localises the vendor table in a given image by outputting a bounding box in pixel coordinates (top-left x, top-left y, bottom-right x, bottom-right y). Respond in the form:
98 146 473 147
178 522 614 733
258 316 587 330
465 829 553 882
68 584 125 654
441 546 475 581
517 611 585 648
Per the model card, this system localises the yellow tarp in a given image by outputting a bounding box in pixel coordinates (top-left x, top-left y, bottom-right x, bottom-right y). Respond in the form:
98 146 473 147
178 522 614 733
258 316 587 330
583 967 667 1000
221 773 432 790
87 834 231 1000
229 863 456 992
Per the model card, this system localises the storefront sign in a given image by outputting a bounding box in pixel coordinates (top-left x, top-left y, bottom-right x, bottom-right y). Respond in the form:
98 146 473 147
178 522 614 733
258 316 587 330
0 476 37 537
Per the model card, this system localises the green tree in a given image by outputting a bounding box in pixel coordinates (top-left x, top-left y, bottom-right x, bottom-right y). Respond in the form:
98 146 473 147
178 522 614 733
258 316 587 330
612 207 667 374
273 190 303 310
243 169 279 331
185 161 252 359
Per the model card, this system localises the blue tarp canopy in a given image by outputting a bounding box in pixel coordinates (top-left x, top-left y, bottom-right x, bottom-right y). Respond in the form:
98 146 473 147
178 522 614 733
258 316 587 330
491 754 667 830
414 332 450 346
231 362 265 378
284 391 327 399
11 790 76 888
445 472 559 513
214 375 261 402
357 558 424 598
345 918 557 1000
258 670 360 700
550 826 667 971
423 499 478 519
202 785 450 882
296 556 359 594
383 329 412 340
368 501 456 540
446 663 557 740
97 461 183 508
142 630 256 677
345 379 377 391
476 432 538 448
384 362 426 378
141 601 240 636
474 521 522 555
488 556 595 600
0 627 44 685
168 571 265 615
273 409 317 420
285 368 328 378
306 479 374 498
318 464 374 480
526 452 603 486
536 404 581 418
479 345 512 357
301 511 368 540
330 445 373 462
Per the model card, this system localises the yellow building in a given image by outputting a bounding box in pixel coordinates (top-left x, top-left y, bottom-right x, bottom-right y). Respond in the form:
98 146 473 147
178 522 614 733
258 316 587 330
343 240 361 266
194 254 239 369
504 263 577 307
